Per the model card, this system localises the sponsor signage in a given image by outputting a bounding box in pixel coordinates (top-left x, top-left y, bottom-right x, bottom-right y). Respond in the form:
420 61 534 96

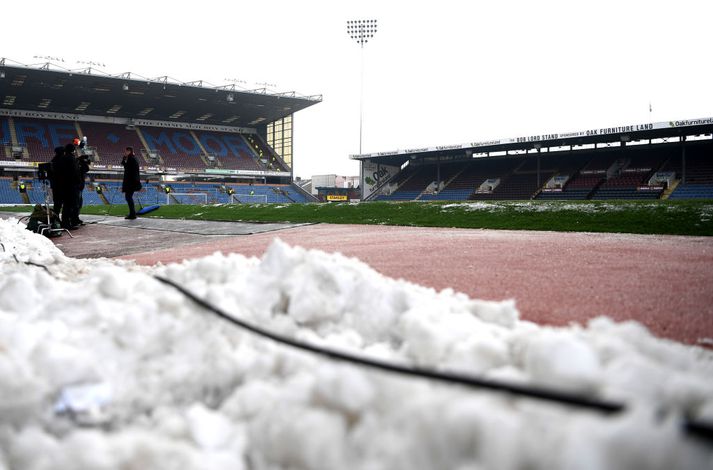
0 109 88 122
0 160 34 167
132 119 253 134
361 161 400 199
326 195 348 201
0 109 254 133
205 168 290 177
352 116 713 159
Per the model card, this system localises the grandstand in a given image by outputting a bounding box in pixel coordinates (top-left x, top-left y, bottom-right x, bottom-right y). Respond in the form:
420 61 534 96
0 59 320 205
357 118 713 201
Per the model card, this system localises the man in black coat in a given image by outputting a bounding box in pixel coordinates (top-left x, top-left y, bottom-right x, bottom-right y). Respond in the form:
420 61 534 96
51 145 81 229
121 146 141 219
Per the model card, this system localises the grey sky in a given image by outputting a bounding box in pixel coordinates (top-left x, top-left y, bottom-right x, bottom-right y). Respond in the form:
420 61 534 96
4 0 712 178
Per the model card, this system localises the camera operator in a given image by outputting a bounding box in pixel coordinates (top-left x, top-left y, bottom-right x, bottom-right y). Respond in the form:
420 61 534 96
74 149 91 225
51 145 81 229
121 146 141 219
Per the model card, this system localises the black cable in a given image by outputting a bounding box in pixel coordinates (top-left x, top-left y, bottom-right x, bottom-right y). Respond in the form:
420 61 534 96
685 419 713 442
155 275 713 443
12 254 52 275
154 275 624 414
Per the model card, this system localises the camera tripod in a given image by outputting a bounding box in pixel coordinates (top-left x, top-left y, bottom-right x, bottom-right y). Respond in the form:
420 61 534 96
36 179 73 238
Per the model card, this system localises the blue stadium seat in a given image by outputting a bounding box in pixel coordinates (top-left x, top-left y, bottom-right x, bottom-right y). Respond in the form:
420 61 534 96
669 184 713 199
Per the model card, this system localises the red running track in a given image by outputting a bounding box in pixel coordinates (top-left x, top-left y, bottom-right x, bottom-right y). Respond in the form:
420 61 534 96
119 224 713 346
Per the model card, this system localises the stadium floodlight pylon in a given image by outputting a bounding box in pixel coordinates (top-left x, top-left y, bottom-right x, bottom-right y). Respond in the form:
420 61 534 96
346 19 378 156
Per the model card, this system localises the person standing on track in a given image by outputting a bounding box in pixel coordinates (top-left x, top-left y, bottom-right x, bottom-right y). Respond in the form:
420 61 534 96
121 146 142 220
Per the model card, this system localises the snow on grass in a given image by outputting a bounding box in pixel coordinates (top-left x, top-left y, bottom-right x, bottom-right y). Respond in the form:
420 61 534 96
0 218 712 469
438 201 657 213
700 205 713 222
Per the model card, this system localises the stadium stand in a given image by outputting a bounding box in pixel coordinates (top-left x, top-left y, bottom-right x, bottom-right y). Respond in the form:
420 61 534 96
81 186 105 206
1 118 12 159
423 158 519 201
0 118 288 175
539 150 621 200
23 180 48 205
536 152 596 200
589 147 667 200
283 185 310 203
140 127 205 170
85 181 311 206
369 140 713 202
375 164 431 201
194 132 263 171
0 178 23 204
467 157 533 200
78 122 146 165
666 142 713 199
417 162 470 201
12 118 79 162
97 180 158 206
225 183 294 204
471 153 567 200
244 134 290 172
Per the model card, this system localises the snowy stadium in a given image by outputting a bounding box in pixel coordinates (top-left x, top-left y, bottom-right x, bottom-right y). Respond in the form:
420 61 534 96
1 11 713 470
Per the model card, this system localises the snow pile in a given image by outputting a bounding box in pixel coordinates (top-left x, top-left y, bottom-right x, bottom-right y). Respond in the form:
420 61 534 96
1 218 712 469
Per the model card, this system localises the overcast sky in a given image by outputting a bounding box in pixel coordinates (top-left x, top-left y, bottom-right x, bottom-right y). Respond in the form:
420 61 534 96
4 0 713 178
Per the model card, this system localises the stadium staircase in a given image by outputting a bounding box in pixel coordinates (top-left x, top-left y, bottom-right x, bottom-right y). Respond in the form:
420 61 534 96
418 163 470 201
257 134 292 173
244 134 290 172
289 183 318 203
590 150 667 200
660 179 679 200
189 131 213 168
6 119 25 159
134 128 157 165
7 118 27 159
470 158 533 200
375 165 426 201
188 130 226 169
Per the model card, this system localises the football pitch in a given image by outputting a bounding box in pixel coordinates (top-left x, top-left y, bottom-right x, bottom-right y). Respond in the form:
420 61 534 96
5 199 713 236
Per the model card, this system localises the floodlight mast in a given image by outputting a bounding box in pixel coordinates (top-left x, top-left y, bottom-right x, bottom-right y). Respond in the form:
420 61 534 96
347 19 378 156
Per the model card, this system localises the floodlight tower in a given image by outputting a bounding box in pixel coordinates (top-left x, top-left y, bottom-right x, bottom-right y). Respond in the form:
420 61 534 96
346 19 378 156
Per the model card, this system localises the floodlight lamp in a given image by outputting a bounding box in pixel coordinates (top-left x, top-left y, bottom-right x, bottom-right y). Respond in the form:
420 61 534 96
122 83 129 91
227 93 235 102
0 71 5 79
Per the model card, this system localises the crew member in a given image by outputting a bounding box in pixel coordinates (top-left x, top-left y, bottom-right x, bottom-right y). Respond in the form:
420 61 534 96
51 145 80 229
74 146 91 225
